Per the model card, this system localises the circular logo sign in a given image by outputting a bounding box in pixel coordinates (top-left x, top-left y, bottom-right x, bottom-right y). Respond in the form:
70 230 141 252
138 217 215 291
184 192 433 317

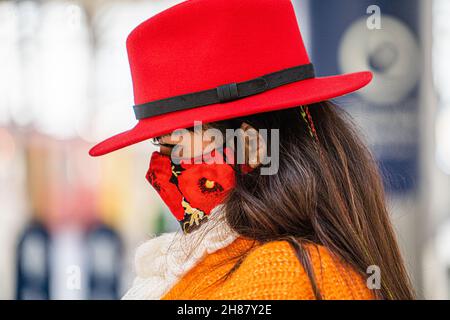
339 15 420 105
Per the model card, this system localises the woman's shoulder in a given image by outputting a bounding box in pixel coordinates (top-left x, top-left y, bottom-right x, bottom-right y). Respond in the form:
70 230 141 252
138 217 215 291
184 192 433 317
242 239 336 269
226 238 375 300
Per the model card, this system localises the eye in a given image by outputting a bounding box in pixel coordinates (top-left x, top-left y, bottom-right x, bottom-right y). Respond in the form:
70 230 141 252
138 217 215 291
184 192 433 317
150 137 161 146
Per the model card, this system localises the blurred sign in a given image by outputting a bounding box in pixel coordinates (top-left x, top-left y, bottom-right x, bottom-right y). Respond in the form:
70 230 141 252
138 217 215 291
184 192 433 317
16 222 51 300
16 220 123 300
308 0 421 193
85 224 122 300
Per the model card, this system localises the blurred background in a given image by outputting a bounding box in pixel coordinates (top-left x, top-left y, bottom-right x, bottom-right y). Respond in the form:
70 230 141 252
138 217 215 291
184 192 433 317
0 0 449 299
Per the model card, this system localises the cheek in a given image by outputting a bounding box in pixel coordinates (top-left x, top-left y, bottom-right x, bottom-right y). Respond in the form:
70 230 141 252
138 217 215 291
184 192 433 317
159 145 173 156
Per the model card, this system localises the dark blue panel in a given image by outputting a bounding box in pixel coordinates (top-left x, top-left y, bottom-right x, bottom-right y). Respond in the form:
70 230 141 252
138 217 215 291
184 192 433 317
308 0 420 194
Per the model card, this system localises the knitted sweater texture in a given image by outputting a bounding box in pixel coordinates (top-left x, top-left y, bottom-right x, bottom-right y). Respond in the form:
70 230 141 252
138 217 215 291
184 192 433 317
123 206 375 300
161 237 375 300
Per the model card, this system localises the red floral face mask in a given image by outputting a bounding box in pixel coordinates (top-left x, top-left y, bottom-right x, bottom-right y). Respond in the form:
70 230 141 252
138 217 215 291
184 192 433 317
146 148 236 234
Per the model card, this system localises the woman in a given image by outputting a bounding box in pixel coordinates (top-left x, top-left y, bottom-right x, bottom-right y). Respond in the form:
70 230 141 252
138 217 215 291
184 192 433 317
89 0 414 299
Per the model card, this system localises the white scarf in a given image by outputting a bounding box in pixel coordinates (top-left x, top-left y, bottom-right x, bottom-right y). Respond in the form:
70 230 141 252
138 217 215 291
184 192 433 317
121 206 238 300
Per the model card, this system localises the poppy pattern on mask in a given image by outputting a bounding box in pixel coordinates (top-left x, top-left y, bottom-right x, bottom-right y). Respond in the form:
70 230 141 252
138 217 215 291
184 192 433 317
146 148 236 234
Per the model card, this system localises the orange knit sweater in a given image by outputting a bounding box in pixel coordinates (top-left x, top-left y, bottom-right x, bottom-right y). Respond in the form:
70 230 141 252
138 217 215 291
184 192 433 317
161 236 375 300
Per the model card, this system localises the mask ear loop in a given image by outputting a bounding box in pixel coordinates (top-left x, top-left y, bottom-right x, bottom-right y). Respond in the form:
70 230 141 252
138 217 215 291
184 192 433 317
300 105 319 143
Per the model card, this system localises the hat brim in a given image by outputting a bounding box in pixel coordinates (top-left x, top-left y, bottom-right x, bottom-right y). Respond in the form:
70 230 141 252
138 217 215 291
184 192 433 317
89 71 372 157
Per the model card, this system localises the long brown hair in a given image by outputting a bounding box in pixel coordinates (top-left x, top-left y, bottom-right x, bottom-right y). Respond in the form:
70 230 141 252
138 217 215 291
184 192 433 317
203 101 415 300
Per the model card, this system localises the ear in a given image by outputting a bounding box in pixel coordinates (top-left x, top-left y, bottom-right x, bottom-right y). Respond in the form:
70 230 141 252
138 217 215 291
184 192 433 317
240 122 266 169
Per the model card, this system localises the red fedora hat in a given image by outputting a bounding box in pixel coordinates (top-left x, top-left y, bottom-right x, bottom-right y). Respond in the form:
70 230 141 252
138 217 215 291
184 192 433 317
89 0 372 157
